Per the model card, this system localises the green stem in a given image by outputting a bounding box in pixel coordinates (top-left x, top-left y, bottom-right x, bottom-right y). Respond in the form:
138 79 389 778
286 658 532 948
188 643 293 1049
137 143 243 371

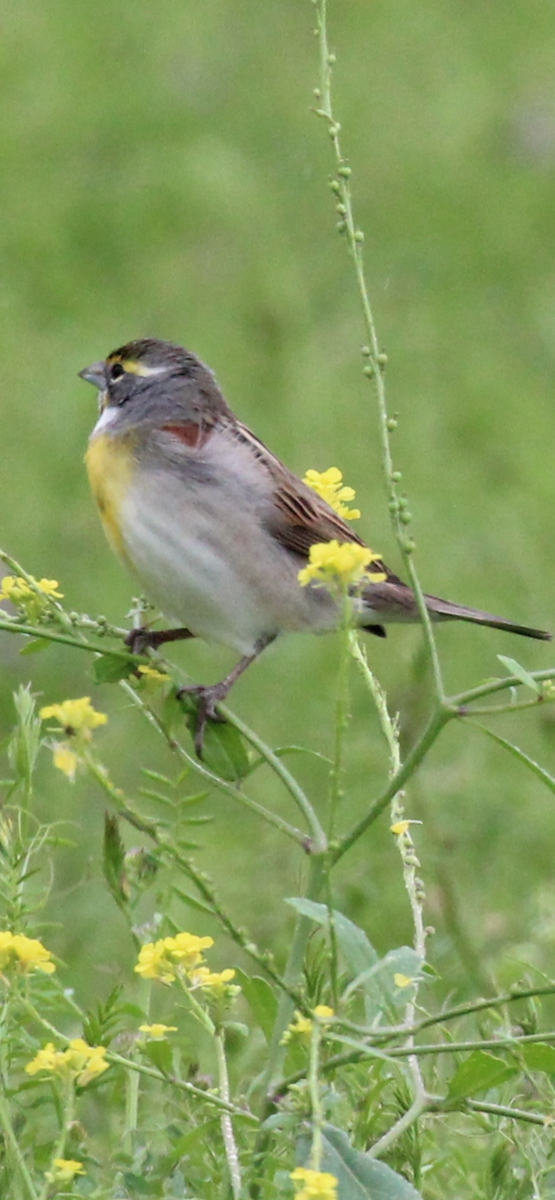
120 681 307 845
256 854 327 1109
307 1019 325 1172
333 706 451 860
327 595 351 841
0 1088 38 1200
107 1051 257 1119
314 0 445 701
450 668 555 708
215 1030 242 1200
464 1098 548 1126
221 705 327 850
37 1084 76 1200
0 615 137 661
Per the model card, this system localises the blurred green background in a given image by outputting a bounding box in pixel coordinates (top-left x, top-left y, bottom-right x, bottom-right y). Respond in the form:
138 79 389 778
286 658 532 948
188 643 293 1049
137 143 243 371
1 0 555 1001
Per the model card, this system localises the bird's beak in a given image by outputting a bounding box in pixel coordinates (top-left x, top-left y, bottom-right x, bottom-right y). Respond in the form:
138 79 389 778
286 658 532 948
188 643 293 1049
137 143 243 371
78 361 107 390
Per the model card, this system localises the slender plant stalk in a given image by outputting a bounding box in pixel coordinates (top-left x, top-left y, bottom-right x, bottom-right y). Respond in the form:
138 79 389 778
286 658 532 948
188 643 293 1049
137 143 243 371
215 1030 242 1200
36 1085 76 1200
350 631 428 1154
313 0 445 702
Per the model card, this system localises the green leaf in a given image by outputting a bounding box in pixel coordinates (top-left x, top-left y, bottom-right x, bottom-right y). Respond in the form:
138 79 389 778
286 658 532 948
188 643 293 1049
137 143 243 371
19 637 51 655
521 1043 555 1073
93 653 137 683
447 1050 517 1101
298 1125 424 1199
143 1038 173 1075
475 724 555 795
234 971 278 1040
102 813 127 910
285 899 421 1022
497 655 540 694
179 695 250 780
344 946 423 1016
170 885 215 917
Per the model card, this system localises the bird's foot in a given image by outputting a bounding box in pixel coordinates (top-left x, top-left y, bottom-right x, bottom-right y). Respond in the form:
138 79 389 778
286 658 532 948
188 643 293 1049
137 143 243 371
176 682 229 756
125 625 194 657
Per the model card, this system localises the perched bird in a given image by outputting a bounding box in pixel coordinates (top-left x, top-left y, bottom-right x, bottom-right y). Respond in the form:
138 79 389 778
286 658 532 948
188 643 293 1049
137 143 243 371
81 338 551 750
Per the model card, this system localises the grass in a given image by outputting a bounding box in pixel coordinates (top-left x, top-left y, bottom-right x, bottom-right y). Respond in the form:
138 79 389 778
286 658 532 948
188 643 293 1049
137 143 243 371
1 11 555 1191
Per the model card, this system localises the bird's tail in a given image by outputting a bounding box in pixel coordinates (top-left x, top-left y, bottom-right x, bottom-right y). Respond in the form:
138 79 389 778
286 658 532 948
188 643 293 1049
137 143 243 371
424 594 551 641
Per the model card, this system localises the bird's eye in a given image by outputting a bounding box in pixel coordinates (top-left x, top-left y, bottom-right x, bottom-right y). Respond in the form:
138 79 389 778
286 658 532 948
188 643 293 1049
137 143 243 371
110 362 125 381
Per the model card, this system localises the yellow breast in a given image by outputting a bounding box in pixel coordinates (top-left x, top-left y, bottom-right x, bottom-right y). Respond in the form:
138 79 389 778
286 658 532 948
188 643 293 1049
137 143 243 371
85 432 137 562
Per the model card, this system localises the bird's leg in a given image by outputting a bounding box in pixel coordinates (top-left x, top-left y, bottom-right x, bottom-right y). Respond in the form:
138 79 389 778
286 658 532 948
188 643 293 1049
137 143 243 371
125 625 196 656
177 635 275 756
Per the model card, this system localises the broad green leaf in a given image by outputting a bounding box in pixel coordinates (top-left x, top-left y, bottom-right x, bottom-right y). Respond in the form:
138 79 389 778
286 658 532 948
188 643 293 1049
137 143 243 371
344 946 423 1017
286 899 421 1021
93 653 137 683
298 1125 424 1200
143 1038 173 1075
447 1050 517 1101
179 695 250 780
234 971 278 1041
19 637 51 655
521 1043 555 1074
497 655 540 694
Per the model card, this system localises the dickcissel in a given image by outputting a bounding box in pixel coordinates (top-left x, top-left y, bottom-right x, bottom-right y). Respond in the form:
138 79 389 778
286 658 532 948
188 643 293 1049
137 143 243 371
81 338 550 750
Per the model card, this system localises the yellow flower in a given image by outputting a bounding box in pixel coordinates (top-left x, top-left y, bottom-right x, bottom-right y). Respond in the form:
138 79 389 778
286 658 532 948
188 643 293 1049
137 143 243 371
298 541 386 589
45 1159 85 1185
303 467 361 520
134 932 214 984
135 940 177 984
133 664 170 691
280 1010 314 1044
390 820 410 836
313 1005 334 1022
25 1038 109 1086
138 1023 178 1040
290 1167 339 1200
0 575 63 602
52 743 79 780
394 973 415 989
168 931 214 968
0 930 55 975
189 967 239 998
0 575 64 622
41 698 107 780
40 697 108 736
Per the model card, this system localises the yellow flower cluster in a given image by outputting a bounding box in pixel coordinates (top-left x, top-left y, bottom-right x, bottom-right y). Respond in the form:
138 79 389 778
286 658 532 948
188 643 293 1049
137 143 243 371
25 1038 109 1087
298 541 385 589
0 575 63 621
45 1159 85 1185
40 697 108 780
281 1005 335 1044
189 966 237 998
134 931 238 999
303 467 360 521
290 1167 339 1200
0 931 55 975
138 1023 178 1041
40 697 108 734
135 932 214 983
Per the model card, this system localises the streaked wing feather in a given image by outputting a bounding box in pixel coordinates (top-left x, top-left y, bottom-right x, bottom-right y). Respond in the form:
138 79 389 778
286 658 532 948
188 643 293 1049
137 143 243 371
229 419 403 583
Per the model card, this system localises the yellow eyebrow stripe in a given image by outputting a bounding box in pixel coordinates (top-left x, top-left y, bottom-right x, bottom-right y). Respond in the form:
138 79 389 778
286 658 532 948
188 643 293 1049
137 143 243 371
121 359 164 377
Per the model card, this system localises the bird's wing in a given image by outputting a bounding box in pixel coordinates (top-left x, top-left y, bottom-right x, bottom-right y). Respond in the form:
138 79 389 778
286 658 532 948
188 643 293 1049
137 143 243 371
230 419 404 583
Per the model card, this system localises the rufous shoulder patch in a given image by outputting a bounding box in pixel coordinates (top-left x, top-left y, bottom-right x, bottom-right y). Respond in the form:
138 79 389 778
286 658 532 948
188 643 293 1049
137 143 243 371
162 422 211 449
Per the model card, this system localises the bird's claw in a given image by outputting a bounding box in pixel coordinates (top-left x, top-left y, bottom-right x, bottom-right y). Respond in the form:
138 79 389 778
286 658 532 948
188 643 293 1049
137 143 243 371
125 626 157 656
176 684 228 757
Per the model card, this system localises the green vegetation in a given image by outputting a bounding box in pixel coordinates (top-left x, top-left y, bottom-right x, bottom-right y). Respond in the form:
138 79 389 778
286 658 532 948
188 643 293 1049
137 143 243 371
1 1 555 1195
